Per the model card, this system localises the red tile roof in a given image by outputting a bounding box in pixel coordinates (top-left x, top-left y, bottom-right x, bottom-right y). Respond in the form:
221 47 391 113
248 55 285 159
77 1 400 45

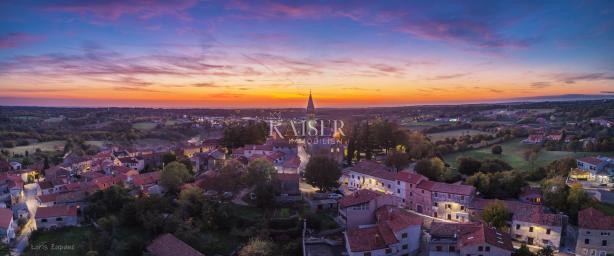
277 173 299 182
133 171 161 186
348 160 396 180
147 233 203 256
35 205 77 219
471 199 564 227
338 189 383 208
346 226 391 252
577 156 604 166
395 171 426 184
417 180 474 196
579 207 614 230
431 222 513 251
0 208 13 229
375 205 422 232
38 193 58 203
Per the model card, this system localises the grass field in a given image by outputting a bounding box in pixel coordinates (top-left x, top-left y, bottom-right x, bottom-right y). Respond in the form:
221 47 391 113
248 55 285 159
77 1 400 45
131 122 157 131
24 226 95 256
444 138 614 171
2 140 66 155
427 129 492 142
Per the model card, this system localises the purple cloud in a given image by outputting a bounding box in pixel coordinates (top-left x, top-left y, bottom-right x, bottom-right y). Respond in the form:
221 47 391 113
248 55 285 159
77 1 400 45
0 33 45 49
44 0 199 21
552 72 614 84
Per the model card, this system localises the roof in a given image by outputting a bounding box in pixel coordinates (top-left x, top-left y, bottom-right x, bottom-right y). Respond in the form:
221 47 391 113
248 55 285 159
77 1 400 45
346 226 391 252
395 171 426 184
38 193 58 203
472 199 564 227
35 205 77 219
147 233 203 256
133 171 161 186
282 156 301 168
579 207 614 230
417 180 475 196
38 181 53 190
375 205 422 232
0 208 13 229
347 160 396 181
278 173 299 182
338 189 383 208
431 222 513 251
577 156 604 165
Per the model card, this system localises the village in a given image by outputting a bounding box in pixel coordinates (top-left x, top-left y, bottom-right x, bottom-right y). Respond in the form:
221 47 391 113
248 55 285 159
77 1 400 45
0 94 612 256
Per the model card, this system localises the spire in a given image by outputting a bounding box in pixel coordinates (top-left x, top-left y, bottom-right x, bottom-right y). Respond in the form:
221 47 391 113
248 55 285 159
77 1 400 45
307 90 315 113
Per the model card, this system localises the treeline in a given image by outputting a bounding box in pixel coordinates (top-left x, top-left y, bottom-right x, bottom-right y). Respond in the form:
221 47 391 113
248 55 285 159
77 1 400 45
221 122 268 150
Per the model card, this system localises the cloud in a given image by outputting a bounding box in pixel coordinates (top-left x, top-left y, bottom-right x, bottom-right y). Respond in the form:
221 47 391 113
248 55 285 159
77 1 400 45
530 82 552 88
369 64 403 74
428 73 469 80
552 72 614 84
114 86 163 92
44 0 199 21
602 91 614 94
0 32 45 49
191 82 219 88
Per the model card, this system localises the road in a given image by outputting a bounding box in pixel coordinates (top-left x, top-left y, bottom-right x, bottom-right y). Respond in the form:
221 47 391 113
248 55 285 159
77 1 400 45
13 183 39 255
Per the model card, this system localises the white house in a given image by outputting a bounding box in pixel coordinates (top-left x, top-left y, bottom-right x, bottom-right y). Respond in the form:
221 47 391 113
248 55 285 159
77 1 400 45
0 208 15 244
34 205 78 230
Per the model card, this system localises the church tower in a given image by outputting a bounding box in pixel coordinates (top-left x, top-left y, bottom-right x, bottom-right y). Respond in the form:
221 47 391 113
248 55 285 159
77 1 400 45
306 90 315 121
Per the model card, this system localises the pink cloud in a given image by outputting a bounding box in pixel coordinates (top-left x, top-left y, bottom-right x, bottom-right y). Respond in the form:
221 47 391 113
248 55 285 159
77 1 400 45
0 33 45 49
44 0 199 21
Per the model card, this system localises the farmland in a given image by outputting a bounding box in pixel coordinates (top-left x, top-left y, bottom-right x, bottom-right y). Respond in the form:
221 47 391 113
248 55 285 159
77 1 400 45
444 138 614 171
426 129 493 142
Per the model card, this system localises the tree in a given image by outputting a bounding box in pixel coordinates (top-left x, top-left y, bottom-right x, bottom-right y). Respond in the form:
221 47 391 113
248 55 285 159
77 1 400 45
385 151 410 171
479 159 512 173
541 176 568 214
536 246 554 256
566 183 591 222
160 161 192 193
177 187 206 219
162 152 177 165
43 156 50 170
513 244 535 256
239 238 276 256
481 200 511 229
524 146 542 172
545 157 576 177
244 158 276 186
457 157 482 176
84 185 132 221
254 183 277 209
491 145 503 155
304 156 341 192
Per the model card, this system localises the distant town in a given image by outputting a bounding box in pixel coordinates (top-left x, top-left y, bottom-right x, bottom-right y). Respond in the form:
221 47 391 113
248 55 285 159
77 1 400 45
0 94 611 256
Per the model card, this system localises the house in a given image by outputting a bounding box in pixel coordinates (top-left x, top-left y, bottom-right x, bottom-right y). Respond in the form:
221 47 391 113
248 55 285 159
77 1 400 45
147 233 203 256
416 181 475 222
344 160 397 194
276 173 301 202
470 199 567 250
395 171 428 209
519 186 543 205
576 207 614 256
34 205 78 230
427 222 513 256
576 156 614 184
118 157 145 171
344 205 422 256
0 208 15 243
38 181 55 195
338 189 399 229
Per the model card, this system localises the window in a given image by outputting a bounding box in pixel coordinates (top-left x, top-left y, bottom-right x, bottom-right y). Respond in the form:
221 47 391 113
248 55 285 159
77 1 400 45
385 248 392 254
516 224 520 230
410 192 413 196
586 239 590 245
460 206 465 211
436 246 442 251
402 233 408 238
397 181 400 185
41 218 47 222
478 246 483 251
410 184 413 188
602 240 607 246
449 246 455 252
56 217 63 221
397 189 401 193
402 244 408 249
461 195 465 200
434 192 438 197
546 229 551 235
485 246 490 252
529 226 534 232
364 252 371 256
387 184 391 189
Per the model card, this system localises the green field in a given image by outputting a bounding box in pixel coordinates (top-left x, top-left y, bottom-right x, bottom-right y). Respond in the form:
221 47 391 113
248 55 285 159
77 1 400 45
427 129 492 142
444 138 614 171
24 226 95 256
132 122 158 131
2 140 66 155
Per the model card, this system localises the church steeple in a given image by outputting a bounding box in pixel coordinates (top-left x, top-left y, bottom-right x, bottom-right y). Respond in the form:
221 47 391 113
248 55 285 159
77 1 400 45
306 90 315 120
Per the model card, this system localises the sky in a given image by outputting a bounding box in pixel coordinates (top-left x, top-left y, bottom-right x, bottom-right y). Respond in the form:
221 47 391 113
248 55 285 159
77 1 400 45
0 0 613 108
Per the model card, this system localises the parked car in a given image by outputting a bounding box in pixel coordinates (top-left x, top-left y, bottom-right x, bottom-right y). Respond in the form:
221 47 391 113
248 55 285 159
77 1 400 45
328 193 343 199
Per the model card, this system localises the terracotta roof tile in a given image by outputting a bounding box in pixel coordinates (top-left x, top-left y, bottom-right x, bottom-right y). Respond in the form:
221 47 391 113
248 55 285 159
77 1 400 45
579 207 614 230
35 205 77 219
147 233 203 256
338 189 383 208
0 208 12 229
348 160 396 181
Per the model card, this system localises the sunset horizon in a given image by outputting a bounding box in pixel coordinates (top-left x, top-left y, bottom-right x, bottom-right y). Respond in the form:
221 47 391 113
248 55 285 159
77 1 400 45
1 1 613 108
